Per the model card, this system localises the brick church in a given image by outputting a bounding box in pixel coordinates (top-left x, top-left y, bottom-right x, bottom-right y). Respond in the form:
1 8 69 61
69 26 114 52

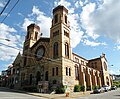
9 5 112 92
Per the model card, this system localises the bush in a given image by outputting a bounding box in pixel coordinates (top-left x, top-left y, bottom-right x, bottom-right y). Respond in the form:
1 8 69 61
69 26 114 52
74 85 81 92
81 86 85 92
55 85 65 94
56 87 65 94
113 81 120 88
92 86 98 90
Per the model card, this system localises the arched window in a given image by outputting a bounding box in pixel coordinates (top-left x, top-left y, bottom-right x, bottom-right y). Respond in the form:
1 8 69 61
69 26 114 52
104 62 107 71
66 67 68 76
29 74 32 85
45 71 48 81
69 68 71 76
65 15 67 24
54 14 58 23
75 65 79 80
65 42 69 57
53 42 58 58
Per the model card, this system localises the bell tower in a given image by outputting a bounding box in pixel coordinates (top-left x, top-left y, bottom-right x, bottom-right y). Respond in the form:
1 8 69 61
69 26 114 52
50 5 72 59
24 24 40 48
23 24 40 66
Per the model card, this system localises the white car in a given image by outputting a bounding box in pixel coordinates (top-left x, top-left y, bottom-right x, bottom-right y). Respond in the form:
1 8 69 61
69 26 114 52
102 85 111 92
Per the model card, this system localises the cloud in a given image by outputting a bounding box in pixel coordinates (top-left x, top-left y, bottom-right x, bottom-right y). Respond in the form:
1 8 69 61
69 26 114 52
0 23 22 61
22 18 34 31
0 1 4 7
54 0 71 8
54 0 84 48
81 0 120 45
75 0 89 8
83 39 107 46
80 3 99 39
21 6 51 37
115 45 120 50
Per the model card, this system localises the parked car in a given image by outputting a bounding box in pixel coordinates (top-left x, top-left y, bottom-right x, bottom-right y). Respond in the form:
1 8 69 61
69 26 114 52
111 86 117 90
102 85 111 92
93 87 105 93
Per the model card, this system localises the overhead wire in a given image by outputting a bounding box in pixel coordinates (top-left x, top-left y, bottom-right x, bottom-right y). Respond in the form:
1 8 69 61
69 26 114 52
0 0 20 24
0 0 11 16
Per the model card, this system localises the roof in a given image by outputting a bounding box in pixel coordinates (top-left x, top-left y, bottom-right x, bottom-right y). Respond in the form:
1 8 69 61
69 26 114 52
88 57 101 62
31 37 50 49
53 5 68 14
72 53 88 61
27 23 40 31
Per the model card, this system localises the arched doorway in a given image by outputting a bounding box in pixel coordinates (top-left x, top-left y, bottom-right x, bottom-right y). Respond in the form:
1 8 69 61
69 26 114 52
36 71 41 85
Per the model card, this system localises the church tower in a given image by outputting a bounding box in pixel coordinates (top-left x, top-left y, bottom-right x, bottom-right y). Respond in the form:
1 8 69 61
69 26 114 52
50 5 72 59
49 6 74 91
23 24 40 66
24 24 40 48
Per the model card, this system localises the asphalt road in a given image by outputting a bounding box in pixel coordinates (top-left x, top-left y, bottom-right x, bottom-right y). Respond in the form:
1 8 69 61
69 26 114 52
75 88 120 99
0 87 47 99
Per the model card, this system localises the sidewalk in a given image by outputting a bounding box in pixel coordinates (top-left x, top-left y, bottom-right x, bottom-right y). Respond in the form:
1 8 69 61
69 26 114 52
28 91 92 99
8 88 92 99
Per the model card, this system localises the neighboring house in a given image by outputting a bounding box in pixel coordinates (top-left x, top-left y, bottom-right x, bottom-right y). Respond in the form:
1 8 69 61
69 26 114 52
112 75 120 82
1 70 8 87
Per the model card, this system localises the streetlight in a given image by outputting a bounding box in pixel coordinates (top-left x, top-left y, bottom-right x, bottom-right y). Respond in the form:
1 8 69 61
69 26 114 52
0 38 10 42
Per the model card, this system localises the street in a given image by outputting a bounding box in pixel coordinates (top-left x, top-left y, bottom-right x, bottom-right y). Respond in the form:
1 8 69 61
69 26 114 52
0 87 120 99
0 87 47 99
75 88 120 99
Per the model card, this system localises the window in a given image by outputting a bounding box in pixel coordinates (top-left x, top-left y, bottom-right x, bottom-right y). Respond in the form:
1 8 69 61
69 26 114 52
29 74 32 85
54 14 58 23
81 60 84 65
26 31 29 39
53 30 59 37
56 67 58 76
69 68 71 76
34 32 38 40
75 57 79 63
45 71 48 81
95 62 97 68
66 67 68 76
104 62 107 71
75 65 79 80
64 30 69 37
65 42 69 57
65 15 67 24
53 42 58 58
92 63 94 68
24 57 27 66
52 68 55 76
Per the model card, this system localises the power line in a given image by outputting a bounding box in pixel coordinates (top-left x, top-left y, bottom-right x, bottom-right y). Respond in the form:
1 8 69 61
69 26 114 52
0 0 20 24
0 0 11 16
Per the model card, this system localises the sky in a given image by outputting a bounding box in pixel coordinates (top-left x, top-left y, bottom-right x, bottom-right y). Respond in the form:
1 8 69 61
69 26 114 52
0 0 120 75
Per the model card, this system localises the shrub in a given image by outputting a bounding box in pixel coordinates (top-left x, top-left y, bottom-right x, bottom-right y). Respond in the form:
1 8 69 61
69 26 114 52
81 86 85 92
92 86 98 90
55 85 65 94
56 87 65 94
74 85 81 92
113 81 120 88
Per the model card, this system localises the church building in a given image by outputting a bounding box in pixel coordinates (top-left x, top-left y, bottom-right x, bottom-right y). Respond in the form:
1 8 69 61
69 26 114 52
11 5 112 92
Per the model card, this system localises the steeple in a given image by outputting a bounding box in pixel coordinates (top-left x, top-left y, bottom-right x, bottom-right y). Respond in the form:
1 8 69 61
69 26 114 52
24 23 40 48
50 5 72 59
